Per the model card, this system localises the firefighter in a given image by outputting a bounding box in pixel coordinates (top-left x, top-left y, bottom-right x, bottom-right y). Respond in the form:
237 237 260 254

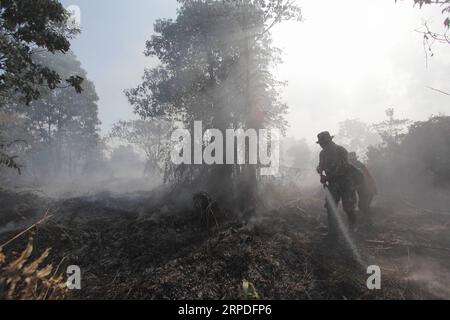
348 152 377 213
316 132 357 235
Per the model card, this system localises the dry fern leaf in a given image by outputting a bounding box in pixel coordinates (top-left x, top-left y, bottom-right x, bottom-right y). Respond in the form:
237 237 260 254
23 248 51 275
0 249 5 264
7 240 33 271
36 264 53 278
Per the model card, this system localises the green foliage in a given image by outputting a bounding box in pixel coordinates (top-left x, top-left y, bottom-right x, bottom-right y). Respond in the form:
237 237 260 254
0 111 31 176
402 115 450 184
368 114 450 191
0 0 87 174
398 0 450 23
126 0 301 200
2 51 100 179
109 119 172 176
0 148 21 174
128 0 299 129
65 75 84 94
0 0 83 104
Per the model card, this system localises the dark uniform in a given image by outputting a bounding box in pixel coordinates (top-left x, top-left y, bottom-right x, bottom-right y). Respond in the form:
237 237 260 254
316 132 357 234
348 152 377 213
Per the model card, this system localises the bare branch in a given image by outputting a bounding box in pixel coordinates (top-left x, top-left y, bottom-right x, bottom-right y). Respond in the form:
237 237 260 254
427 86 450 96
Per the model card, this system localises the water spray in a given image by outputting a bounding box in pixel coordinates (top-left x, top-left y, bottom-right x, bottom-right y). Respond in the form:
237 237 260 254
322 180 366 267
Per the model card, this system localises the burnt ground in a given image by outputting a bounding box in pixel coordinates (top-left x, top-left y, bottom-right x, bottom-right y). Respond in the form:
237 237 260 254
0 187 449 300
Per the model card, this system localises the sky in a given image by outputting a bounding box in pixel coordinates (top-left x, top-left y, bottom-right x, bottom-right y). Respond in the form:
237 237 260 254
60 0 179 129
60 0 450 144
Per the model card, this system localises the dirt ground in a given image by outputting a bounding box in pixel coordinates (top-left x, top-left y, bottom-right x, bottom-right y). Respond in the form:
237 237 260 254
1 186 449 300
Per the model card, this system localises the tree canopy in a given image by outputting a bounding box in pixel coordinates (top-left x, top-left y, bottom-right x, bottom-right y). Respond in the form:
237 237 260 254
3 50 100 180
126 0 301 208
0 0 83 105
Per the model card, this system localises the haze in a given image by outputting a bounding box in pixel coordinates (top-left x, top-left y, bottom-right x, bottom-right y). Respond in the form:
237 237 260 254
62 0 449 143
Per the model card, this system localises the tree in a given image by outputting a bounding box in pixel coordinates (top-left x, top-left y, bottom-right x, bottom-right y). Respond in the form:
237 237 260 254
367 109 410 193
0 0 83 105
402 115 450 185
415 0 449 38
109 119 171 176
399 0 450 95
0 0 85 174
337 119 381 159
397 0 450 64
126 0 301 209
4 50 100 180
0 110 31 175
373 108 411 147
0 141 23 174
367 115 450 195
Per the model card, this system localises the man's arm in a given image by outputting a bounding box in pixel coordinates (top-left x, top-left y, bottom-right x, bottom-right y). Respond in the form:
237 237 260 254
317 151 324 174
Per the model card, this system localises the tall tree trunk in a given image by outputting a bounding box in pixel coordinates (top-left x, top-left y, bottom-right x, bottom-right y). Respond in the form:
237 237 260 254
238 5 258 212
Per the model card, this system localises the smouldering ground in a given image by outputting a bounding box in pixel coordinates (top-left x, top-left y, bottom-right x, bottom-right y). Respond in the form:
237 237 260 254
1 187 449 299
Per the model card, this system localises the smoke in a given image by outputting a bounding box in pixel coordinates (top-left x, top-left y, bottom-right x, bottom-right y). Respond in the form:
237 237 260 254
324 187 365 267
367 115 450 213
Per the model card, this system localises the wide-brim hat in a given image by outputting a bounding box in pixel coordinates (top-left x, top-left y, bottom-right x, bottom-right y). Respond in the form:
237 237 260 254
316 131 334 144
